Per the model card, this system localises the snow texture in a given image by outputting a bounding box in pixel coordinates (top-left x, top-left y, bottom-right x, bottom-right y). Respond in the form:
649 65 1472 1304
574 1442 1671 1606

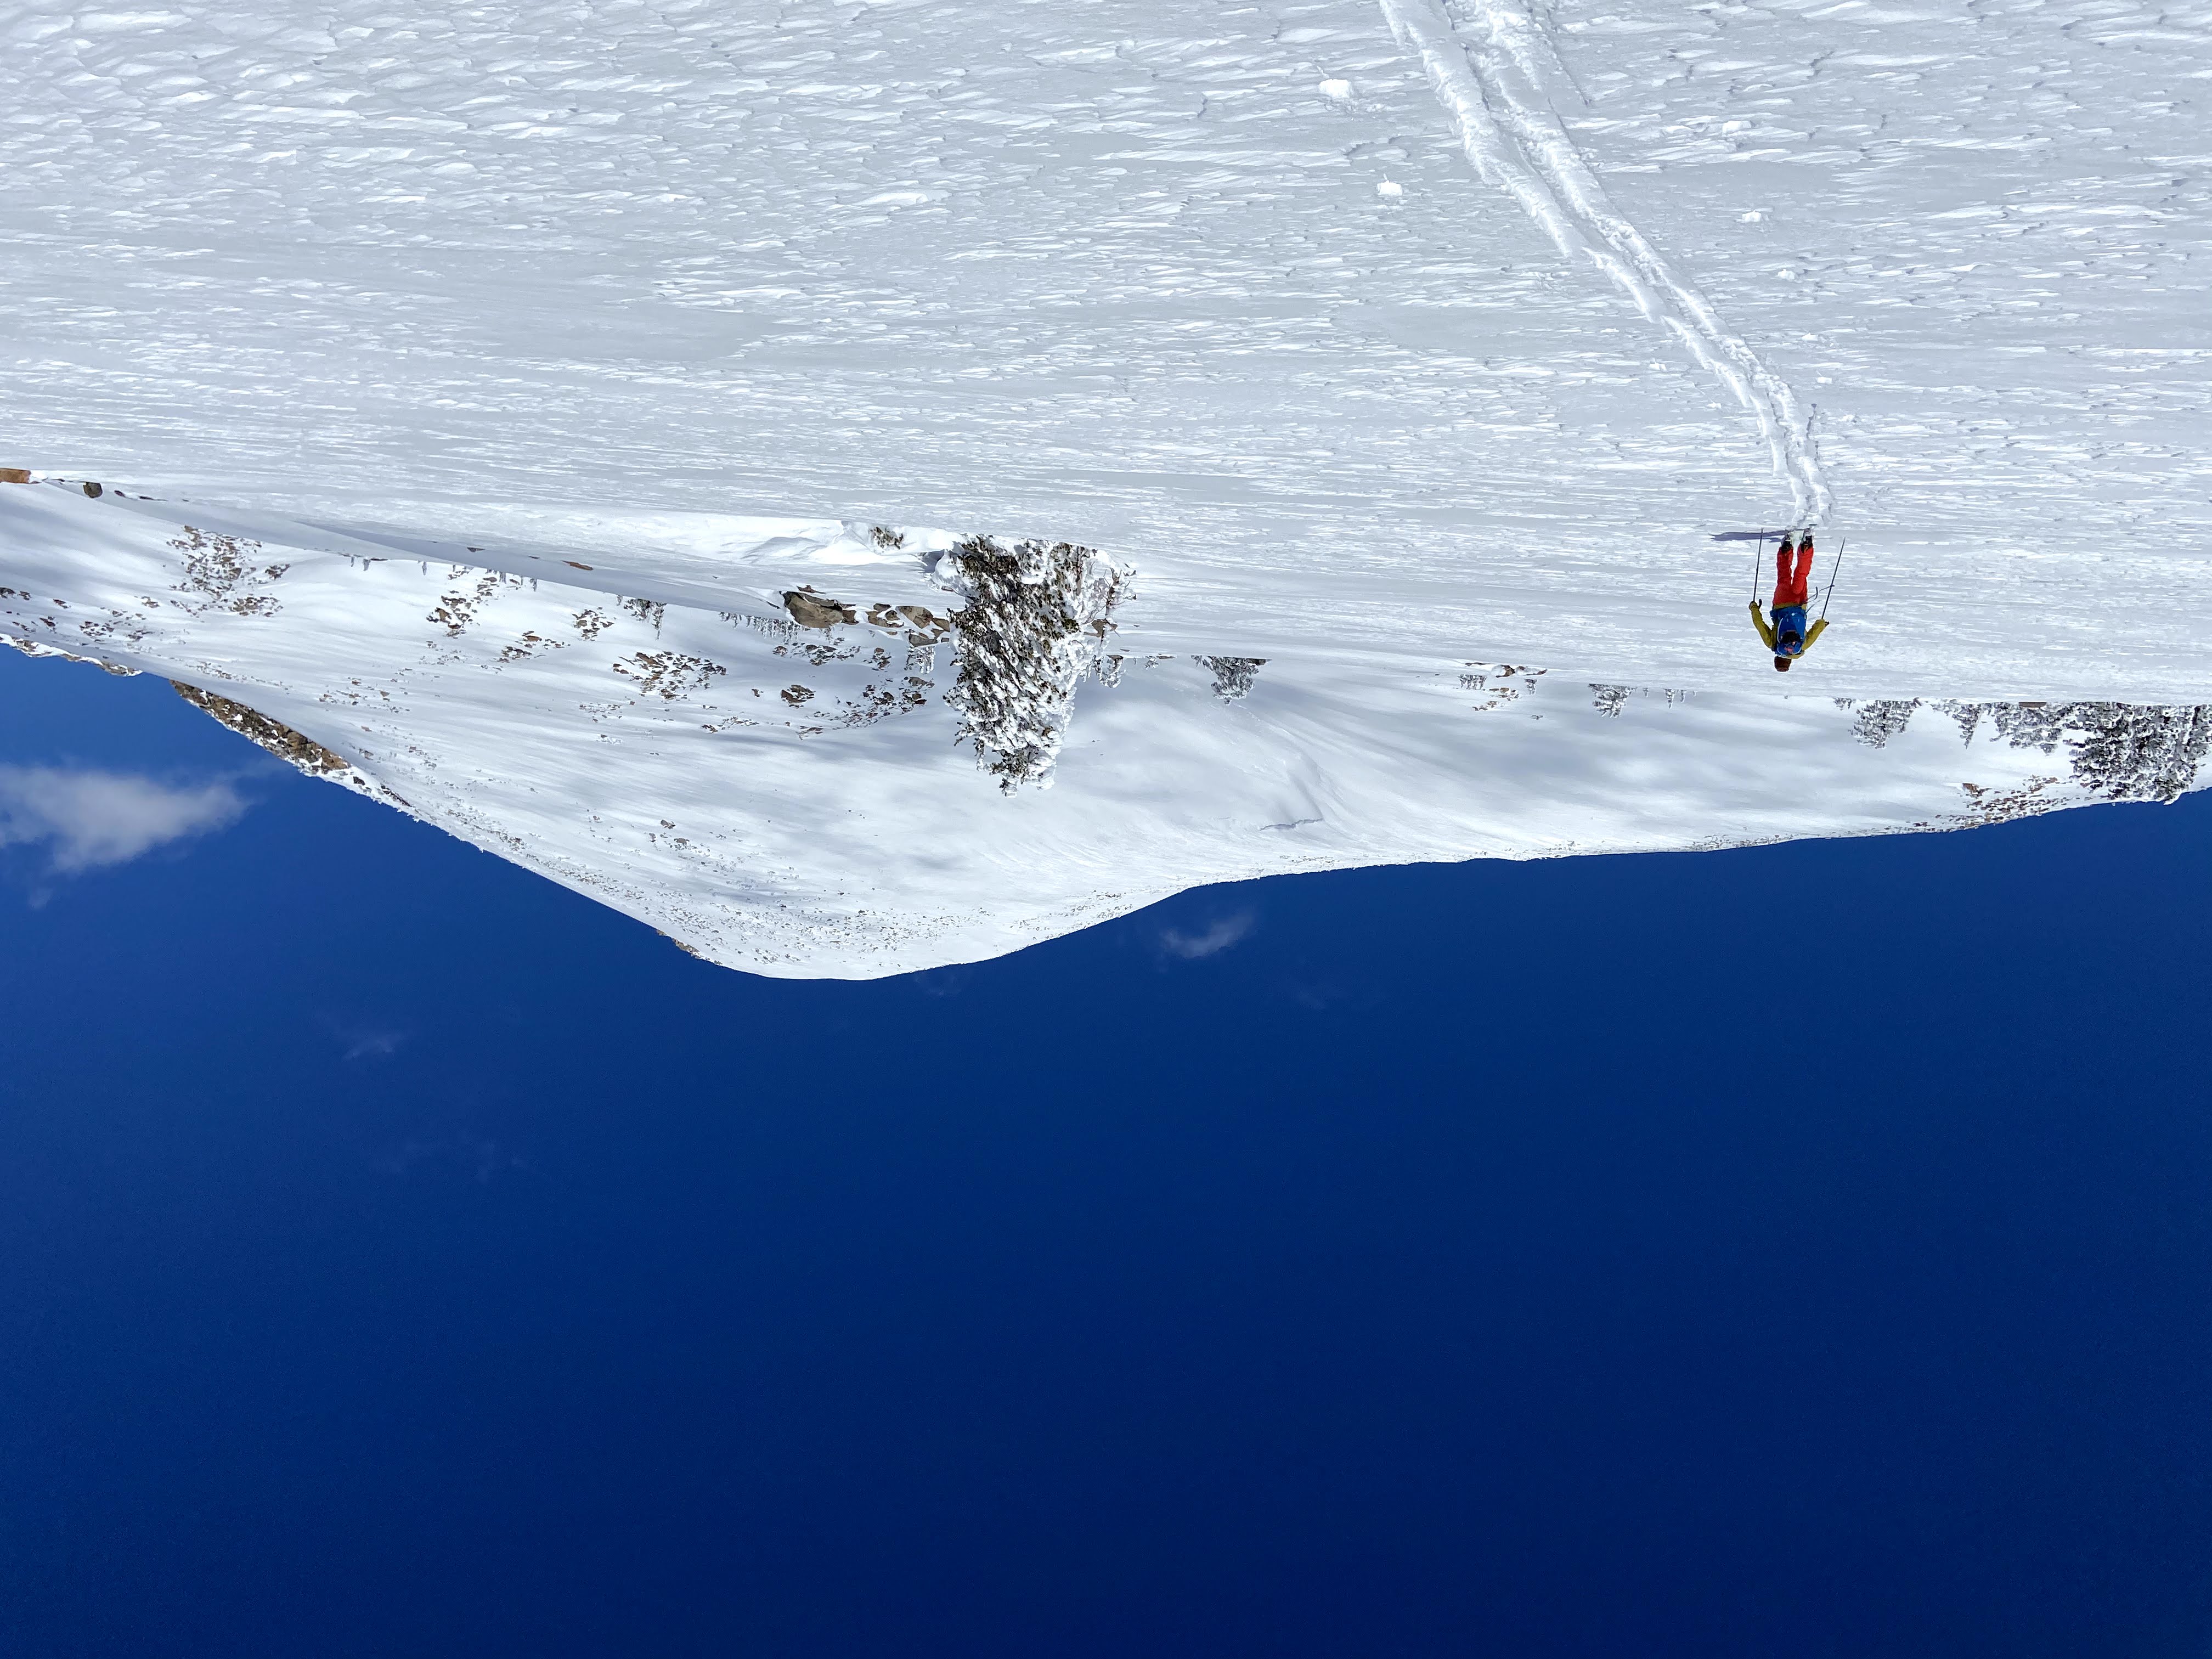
2 0 2209 973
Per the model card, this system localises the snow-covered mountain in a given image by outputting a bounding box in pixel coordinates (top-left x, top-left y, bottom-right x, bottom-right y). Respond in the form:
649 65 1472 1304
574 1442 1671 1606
4 481 2203 976
2 0 2207 973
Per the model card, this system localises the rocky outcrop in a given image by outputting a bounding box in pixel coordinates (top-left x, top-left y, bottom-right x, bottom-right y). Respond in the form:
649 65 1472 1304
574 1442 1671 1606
942 537 1122 790
783 590 857 630
171 681 354 778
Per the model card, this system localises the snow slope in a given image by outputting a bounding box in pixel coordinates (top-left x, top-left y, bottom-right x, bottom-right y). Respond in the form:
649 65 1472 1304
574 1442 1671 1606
2 0 2208 972
1 0 2208 698
3 480 2203 977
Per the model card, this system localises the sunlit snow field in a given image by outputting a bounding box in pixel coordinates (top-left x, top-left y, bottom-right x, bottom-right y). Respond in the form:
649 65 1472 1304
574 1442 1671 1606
2 0 2207 693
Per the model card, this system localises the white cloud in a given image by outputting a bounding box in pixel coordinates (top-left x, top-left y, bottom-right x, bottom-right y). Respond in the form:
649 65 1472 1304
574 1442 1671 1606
1159 911 1255 961
322 1017 408 1062
0 765 247 873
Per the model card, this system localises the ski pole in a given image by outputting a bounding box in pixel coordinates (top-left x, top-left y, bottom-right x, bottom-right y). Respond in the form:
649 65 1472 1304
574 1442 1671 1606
1751 530 1766 604
1819 536 1848 622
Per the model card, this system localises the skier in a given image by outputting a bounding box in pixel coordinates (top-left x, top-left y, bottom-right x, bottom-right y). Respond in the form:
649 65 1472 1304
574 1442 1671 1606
1751 532 1827 671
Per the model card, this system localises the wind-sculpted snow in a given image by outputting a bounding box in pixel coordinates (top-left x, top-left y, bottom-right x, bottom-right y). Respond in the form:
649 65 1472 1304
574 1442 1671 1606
4 483 2205 978
1 0 2207 699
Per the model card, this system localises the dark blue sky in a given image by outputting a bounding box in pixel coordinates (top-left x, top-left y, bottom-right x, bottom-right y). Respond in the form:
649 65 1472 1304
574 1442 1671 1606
4 645 2210 1658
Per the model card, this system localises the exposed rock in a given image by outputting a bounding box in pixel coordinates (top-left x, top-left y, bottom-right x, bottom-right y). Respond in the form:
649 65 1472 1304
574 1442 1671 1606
613 650 726 701
168 525 289 617
898 604 950 641
171 681 352 777
784 590 856 630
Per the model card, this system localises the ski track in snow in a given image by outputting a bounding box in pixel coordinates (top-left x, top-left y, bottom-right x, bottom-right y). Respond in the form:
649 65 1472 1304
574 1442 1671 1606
0 0 2206 697
1380 0 1833 526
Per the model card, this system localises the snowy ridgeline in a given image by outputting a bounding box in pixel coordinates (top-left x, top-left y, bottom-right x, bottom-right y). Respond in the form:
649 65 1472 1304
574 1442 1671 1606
4 483 2204 978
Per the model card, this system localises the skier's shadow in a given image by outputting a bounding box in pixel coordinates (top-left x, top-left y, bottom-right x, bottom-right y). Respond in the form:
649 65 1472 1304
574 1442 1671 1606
1709 530 1779 542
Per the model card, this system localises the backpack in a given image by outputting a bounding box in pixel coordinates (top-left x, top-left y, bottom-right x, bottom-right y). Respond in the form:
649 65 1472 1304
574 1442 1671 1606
1771 603 1808 654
